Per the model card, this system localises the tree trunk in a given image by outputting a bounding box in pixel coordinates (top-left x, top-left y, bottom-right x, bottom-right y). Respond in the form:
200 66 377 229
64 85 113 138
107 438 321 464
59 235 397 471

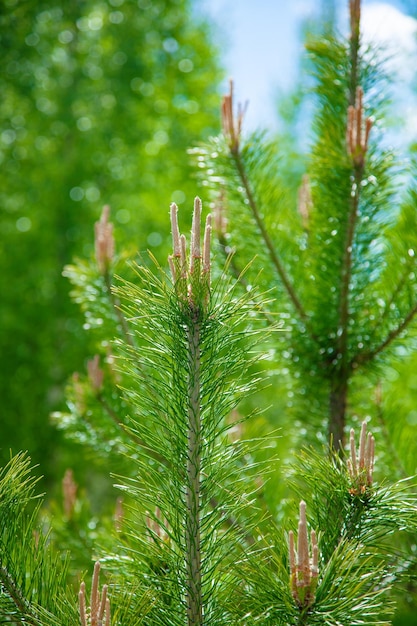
329 375 348 451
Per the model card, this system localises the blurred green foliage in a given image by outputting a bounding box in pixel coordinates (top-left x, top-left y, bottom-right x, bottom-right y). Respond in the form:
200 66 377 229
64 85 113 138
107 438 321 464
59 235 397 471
0 0 222 486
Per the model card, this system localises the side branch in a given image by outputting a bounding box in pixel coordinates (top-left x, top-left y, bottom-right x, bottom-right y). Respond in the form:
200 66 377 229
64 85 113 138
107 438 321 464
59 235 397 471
231 151 309 326
0 566 41 626
354 301 417 367
372 256 415 331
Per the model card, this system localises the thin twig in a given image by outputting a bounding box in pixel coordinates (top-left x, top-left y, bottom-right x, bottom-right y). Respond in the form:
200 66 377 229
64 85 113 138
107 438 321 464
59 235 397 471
0 566 41 626
231 151 309 326
354 301 417 367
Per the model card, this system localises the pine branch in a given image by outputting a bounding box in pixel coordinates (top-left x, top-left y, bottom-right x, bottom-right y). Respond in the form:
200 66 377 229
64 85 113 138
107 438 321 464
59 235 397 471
0 565 40 626
371 254 415 331
96 392 169 468
354 300 417 367
185 313 203 626
0 454 78 625
221 81 310 331
215 228 278 328
109 198 267 624
231 148 309 326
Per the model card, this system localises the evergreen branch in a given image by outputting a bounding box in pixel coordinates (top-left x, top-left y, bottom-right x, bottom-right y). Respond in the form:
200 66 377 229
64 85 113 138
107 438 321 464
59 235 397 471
369 254 415 335
230 148 309 326
104 270 136 349
354 300 417 366
0 565 41 626
216 233 281 328
374 383 408 481
96 392 169 468
185 312 203 626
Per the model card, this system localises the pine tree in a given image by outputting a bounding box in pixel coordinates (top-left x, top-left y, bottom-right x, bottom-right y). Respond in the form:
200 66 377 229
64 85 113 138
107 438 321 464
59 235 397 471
2 0 417 624
193 0 417 455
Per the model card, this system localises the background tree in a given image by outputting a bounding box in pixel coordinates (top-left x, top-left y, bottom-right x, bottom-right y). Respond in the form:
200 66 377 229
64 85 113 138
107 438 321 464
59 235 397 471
0 0 222 486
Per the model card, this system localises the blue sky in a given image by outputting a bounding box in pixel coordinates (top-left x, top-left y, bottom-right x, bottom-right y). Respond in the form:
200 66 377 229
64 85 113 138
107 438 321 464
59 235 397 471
198 1 417 144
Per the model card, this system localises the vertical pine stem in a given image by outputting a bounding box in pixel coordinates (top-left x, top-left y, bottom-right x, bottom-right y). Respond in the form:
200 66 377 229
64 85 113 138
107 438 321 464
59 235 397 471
185 310 203 626
329 0 362 450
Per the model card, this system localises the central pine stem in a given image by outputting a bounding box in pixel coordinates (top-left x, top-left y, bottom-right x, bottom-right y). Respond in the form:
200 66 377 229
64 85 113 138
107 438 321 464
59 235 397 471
185 312 203 626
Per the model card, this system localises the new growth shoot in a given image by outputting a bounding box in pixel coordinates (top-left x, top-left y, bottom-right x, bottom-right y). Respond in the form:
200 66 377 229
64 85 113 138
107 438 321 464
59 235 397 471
168 197 212 626
289 501 319 609
221 79 248 154
346 87 373 169
79 561 111 626
95 205 115 275
168 197 211 310
347 421 375 496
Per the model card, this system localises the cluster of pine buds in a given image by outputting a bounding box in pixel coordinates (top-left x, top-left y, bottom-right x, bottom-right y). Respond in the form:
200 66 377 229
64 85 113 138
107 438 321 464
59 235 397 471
168 197 211 309
346 86 373 169
79 561 111 626
289 501 319 609
347 421 375 496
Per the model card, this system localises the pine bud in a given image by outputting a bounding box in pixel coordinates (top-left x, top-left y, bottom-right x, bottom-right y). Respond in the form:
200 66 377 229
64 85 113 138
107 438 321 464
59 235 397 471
346 87 373 169
289 501 319 609
87 355 104 393
297 174 313 230
62 468 77 519
169 197 211 310
221 79 248 154
95 205 115 275
79 561 111 626
348 421 375 495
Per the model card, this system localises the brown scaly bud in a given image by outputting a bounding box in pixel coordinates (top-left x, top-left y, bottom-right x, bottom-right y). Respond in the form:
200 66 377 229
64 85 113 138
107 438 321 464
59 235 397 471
289 501 319 609
221 79 248 154
95 205 115 275
87 355 104 393
346 87 373 169
297 174 313 231
347 421 375 496
62 468 77 519
79 561 111 626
